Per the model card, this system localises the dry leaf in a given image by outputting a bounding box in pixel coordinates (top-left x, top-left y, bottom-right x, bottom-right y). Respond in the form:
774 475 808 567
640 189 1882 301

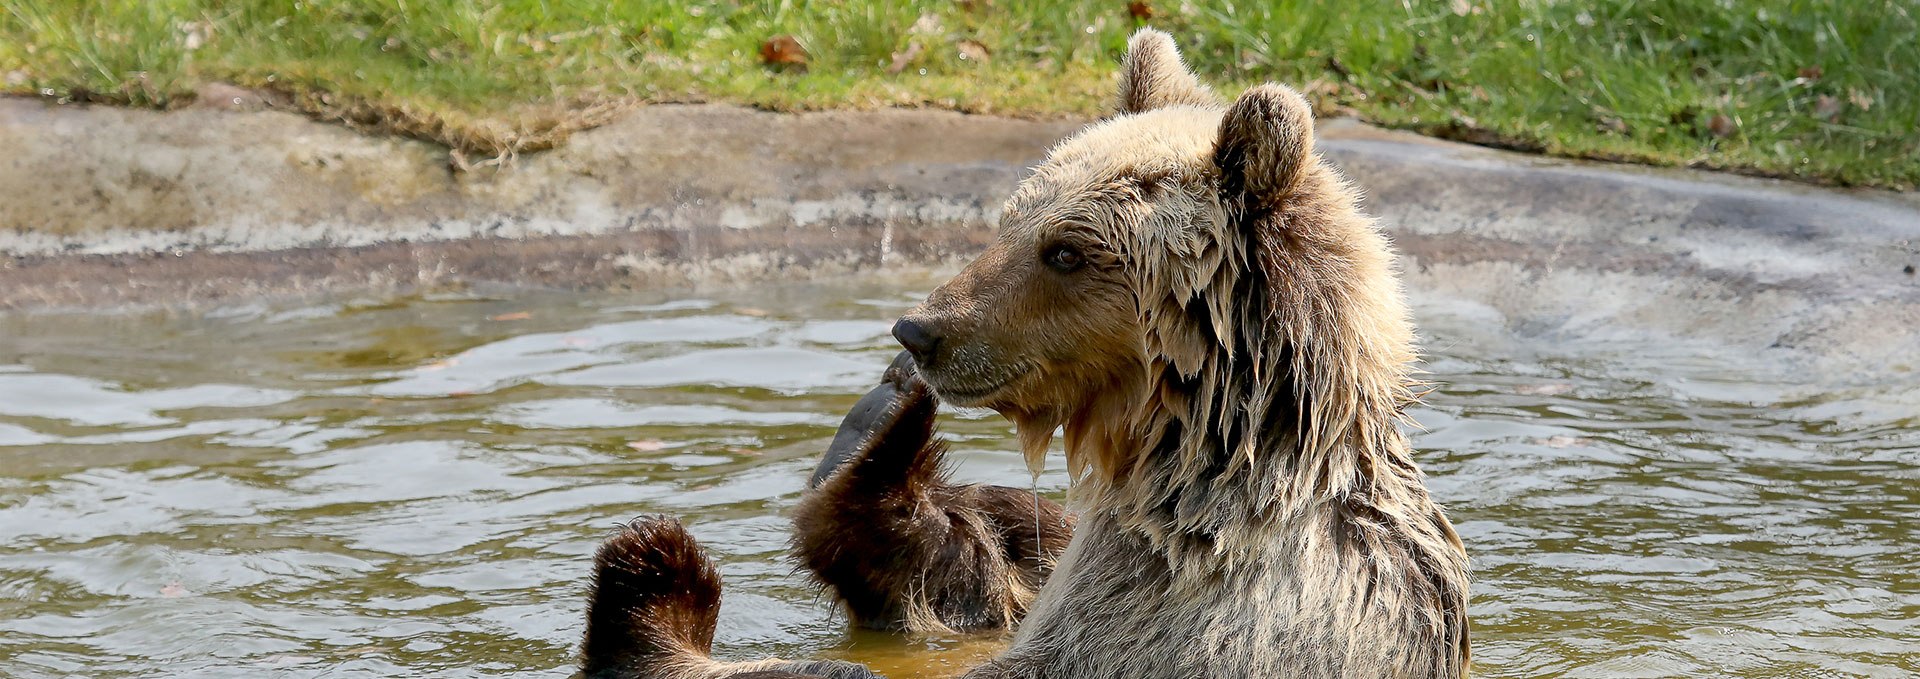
1514 383 1575 396
910 12 942 36
1796 66 1823 80
488 311 531 321
888 42 925 74
1128 1 1156 20
1813 94 1842 122
627 440 667 452
759 35 808 68
180 22 211 51
1707 114 1735 138
1848 88 1873 112
957 39 990 63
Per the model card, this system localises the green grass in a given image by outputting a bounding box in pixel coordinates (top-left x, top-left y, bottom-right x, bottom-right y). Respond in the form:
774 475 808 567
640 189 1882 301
3 1 1914 188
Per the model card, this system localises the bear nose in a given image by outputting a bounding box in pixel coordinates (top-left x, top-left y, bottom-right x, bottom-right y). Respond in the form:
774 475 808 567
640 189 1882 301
892 317 943 365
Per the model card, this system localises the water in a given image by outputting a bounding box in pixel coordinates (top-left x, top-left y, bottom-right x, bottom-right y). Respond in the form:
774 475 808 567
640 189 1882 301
1 279 1915 678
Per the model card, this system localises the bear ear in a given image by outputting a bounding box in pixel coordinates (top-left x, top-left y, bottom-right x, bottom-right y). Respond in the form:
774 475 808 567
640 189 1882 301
1214 84 1316 207
1116 29 1216 115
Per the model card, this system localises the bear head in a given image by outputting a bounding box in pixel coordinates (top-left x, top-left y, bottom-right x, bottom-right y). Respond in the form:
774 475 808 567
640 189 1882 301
895 30 1413 489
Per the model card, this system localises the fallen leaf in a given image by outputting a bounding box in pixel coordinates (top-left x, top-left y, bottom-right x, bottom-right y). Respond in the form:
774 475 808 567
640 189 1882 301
1707 113 1735 138
910 12 942 36
161 582 188 597
1813 94 1842 122
1848 88 1873 112
488 311 532 321
1796 66 1823 80
1128 1 1156 20
180 21 211 51
1514 383 1575 396
759 35 808 69
627 440 667 452
888 42 925 74
957 39 990 63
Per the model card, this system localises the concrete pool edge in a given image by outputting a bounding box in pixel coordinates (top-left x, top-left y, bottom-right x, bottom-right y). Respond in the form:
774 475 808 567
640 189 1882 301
2 99 1917 382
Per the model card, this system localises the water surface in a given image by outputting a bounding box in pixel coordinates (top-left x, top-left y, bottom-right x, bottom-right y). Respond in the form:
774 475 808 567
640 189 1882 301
1 280 1915 677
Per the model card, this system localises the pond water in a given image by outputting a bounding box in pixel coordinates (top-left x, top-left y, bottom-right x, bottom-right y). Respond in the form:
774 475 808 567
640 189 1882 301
0 278 1915 678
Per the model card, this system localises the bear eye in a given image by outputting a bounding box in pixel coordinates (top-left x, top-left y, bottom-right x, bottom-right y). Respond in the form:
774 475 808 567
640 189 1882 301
1043 244 1084 273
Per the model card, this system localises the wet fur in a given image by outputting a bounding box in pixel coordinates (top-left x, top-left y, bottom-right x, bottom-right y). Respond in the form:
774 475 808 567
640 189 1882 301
581 29 1469 679
581 516 882 679
792 352 1074 634
902 30 1471 679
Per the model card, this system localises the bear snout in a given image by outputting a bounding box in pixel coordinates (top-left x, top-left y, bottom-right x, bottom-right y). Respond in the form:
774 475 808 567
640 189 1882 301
891 316 944 366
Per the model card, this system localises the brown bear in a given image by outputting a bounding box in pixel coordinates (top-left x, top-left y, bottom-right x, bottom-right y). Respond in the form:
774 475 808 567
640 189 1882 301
581 28 1470 679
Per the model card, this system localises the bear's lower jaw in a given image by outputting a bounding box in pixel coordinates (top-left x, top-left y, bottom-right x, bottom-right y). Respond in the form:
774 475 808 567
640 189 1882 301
928 383 997 407
923 373 1022 407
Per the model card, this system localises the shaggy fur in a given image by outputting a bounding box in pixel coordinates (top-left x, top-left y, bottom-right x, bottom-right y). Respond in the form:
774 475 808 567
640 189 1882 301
579 28 1468 679
581 516 882 679
792 351 1075 634
897 29 1471 678
1116 30 1217 115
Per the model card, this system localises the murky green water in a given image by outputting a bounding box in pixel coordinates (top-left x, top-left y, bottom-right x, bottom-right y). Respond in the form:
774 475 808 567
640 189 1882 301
1 279 1915 678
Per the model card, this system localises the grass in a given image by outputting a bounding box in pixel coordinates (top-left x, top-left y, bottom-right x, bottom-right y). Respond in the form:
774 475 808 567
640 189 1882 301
2 0 1914 188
